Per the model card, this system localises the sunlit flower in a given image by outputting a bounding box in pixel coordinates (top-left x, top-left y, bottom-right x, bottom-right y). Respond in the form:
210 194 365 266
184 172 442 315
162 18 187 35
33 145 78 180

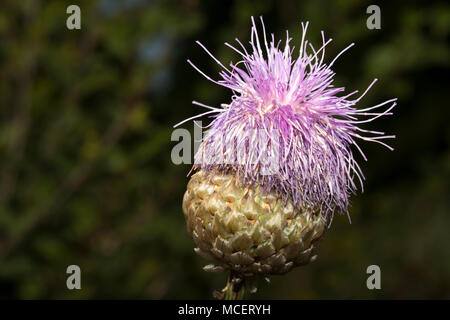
179 18 396 297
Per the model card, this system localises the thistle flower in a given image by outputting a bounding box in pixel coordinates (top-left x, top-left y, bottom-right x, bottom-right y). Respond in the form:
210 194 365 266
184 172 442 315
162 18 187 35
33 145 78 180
177 17 396 298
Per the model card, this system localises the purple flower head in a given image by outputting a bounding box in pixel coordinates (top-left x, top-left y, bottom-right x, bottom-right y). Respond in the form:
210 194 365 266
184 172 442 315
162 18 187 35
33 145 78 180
176 17 396 220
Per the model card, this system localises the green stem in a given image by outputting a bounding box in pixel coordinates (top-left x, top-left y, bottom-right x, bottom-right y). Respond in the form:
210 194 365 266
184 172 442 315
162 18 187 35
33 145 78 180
216 271 246 300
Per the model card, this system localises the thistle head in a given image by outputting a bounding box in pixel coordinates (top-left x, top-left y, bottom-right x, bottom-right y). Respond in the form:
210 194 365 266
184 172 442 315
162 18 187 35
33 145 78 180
177 17 396 221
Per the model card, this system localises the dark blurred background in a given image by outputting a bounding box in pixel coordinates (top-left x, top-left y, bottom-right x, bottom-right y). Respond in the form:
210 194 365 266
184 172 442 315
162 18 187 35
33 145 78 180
0 0 449 299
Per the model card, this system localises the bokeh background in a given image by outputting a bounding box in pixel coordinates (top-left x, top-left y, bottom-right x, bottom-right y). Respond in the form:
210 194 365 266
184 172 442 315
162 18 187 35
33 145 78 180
0 0 449 299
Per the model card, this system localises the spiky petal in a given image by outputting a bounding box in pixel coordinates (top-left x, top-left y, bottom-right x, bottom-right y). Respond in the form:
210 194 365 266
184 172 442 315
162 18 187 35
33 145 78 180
177 17 396 219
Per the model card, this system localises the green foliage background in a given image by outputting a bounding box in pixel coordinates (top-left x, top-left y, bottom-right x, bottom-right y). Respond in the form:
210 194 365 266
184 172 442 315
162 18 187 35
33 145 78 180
0 0 449 299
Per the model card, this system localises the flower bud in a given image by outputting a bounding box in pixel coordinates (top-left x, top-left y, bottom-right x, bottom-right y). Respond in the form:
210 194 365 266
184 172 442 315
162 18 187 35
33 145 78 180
183 170 325 276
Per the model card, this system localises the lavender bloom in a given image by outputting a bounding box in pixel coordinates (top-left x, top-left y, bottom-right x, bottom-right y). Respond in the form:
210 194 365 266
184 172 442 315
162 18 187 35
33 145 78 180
176 17 396 220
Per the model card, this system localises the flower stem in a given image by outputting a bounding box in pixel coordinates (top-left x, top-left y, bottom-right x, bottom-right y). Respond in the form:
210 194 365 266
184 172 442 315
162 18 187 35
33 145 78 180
215 271 246 300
